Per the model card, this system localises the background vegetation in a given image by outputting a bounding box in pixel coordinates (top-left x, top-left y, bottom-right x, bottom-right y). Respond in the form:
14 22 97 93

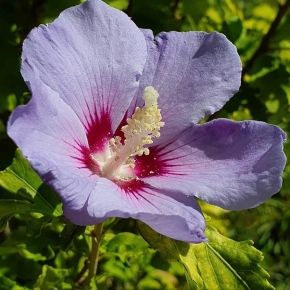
0 0 289 289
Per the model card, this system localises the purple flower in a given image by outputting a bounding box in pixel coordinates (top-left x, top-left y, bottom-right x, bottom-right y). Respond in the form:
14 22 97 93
8 0 286 243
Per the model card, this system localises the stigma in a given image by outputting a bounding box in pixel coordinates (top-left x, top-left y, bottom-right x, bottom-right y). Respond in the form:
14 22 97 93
91 86 164 181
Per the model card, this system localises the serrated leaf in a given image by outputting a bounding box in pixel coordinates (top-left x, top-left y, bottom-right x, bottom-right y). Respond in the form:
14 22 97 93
138 222 274 290
0 149 62 220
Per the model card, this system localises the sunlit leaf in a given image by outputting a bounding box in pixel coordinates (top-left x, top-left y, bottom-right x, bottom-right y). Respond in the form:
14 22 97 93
104 0 128 10
0 149 62 220
138 221 274 290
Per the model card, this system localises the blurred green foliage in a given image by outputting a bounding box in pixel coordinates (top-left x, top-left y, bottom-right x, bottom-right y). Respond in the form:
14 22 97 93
0 0 290 289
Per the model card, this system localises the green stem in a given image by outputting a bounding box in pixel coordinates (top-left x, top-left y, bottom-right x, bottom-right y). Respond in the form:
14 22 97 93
85 223 103 288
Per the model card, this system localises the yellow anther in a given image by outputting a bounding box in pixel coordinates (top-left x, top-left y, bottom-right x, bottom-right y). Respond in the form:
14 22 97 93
120 86 163 155
101 86 164 180
144 148 150 155
143 86 159 106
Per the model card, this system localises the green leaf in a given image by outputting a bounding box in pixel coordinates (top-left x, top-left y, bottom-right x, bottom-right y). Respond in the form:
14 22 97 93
34 265 71 290
0 243 46 261
183 0 209 24
0 150 41 197
0 276 30 290
0 214 10 232
59 223 86 250
0 217 63 265
222 17 243 43
0 199 35 230
129 0 180 34
0 199 34 216
101 232 154 282
0 149 62 223
138 222 274 290
104 0 128 10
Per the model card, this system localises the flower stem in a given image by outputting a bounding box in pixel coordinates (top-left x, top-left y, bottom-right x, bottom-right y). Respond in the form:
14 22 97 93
85 223 103 288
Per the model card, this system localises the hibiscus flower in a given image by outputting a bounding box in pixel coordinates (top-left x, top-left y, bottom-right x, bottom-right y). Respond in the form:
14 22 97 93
8 0 286 242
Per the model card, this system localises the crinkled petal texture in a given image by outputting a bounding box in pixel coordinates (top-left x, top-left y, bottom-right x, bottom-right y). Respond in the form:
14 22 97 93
133 30 241 143
21 0 147 133
8 78 206 243
139 119 286 210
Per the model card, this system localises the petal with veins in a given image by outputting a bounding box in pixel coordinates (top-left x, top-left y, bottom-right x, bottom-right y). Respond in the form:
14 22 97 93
65 177 206 243
22 0 147 133
134 30 241 144
138 119 286 210
8 78 95 210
